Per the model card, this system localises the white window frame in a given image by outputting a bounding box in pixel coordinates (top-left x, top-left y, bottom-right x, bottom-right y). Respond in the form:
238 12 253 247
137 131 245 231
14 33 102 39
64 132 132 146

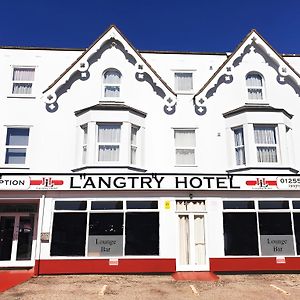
102 69 122 98
130 125 139 165
11 66 36 97
4 126 30 165
97 123 122 163
174 128 196 166
81 125 88 165
245 72 264 101
254 124 279 163
174 71 194 93
233 127 246 166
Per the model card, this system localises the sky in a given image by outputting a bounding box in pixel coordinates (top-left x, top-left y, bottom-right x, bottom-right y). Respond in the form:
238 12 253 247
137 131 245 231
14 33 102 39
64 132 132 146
1 0 300 54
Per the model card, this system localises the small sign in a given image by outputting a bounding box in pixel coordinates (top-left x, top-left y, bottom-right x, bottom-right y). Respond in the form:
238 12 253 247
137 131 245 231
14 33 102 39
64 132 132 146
276 256 286 264
88 235 123 256
40 232 50 243
260 235 295 256
109 258 119 266
164 200 171 210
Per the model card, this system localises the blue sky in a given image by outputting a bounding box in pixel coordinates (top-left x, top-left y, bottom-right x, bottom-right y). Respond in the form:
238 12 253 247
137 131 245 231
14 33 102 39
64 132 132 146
1 0 300 53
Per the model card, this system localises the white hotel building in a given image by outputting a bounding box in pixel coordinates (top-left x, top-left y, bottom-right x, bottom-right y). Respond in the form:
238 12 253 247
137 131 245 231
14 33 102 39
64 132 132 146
1 25 300 274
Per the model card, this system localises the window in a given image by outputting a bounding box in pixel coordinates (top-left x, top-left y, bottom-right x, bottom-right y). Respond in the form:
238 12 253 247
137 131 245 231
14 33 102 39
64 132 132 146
12 67 35 95
131 126 139 165
254 125 278 163
174 129 196 165
223 200 298 256
246 73 263 100
233 127 245 165
174 72 193 92
5 127 30 164
103 69 121 97
51 200 159 257
81 125 88 164
97 123 121 162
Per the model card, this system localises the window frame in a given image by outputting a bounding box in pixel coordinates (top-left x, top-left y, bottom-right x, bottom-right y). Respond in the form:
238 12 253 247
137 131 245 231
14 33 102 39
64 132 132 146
11 66 36 97
223 199 300 257
102 68 122 98
254 124 279 163
50 199 160 258
174 71 194 93
97 122 122 163
233 127 246 166
130 125 139 165
4 126 31 166
245 72 264 102
174 128 196 166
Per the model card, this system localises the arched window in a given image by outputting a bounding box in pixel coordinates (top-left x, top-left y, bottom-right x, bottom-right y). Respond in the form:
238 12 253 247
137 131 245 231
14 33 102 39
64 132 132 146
103 69 121 98
246 73 264 100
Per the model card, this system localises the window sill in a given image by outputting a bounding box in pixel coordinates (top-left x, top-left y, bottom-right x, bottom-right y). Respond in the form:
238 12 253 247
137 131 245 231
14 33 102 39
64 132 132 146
174 165 198 168
7 95 36 99
0 165 30 170
176 91 194 95
72 165 147 172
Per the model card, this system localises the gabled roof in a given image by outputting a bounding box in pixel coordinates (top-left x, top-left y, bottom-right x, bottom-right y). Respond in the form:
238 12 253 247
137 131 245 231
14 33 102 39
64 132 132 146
43 25 176 96
194 29 300 101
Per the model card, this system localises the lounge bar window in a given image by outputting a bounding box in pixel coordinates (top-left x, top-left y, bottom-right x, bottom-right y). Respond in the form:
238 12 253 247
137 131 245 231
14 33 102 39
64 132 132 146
51 200 159 257
223 200 298 256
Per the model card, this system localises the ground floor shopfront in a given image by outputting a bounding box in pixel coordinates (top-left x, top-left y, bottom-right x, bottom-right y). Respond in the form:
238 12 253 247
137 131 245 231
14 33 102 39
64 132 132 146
1 174 300 274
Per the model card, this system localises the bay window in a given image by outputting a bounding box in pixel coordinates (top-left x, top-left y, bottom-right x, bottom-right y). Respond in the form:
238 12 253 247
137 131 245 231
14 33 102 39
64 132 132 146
233 127 245 165
254 125 278 163
97 123 121 162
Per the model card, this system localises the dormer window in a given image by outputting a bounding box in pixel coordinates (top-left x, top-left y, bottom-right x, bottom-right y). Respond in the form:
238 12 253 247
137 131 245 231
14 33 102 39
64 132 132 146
103 69 121 98
246 72 264 100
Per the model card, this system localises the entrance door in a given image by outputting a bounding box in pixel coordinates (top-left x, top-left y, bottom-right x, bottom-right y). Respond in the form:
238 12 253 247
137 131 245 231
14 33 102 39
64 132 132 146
176 200 208 271
0 214 36 267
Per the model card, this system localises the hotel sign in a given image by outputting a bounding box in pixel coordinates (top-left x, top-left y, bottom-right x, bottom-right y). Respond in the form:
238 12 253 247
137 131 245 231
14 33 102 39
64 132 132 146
0 174 300 191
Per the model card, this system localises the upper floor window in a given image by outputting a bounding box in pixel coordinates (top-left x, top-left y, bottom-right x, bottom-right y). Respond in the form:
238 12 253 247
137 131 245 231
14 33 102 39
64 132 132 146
174 72 193 92
103 69 121 98
97 123 121 162
81 125 88 164
12 67 35 95
254 125 278 163
131 126 139 165
246 73 264 100
174 129 196 165
233 127 245 165
5 127 30 165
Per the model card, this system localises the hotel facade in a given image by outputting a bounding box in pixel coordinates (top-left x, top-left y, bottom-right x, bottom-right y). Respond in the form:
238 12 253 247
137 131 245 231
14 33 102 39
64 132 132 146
1 26 300 274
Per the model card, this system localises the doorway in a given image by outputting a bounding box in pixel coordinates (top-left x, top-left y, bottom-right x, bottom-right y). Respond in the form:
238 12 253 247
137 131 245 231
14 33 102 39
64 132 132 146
176 200 208 271
0 213 36 267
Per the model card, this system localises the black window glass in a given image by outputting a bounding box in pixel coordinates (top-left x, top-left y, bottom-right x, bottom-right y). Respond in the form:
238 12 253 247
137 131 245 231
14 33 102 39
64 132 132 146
125 212 159 255
0 204 38 213
293 214 300 255
259 213 292 235
223 201 254 209
50 213 87 256
259 201 289 209
293 201 300 209
55 201 87 210
127 201 158 209
91 201 123 210
89 213 123 235
223 213 259 256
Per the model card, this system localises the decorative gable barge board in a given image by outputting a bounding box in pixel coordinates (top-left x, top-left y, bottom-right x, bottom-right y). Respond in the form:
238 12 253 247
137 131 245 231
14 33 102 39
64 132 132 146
42 25 177 114
193 29 300 115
